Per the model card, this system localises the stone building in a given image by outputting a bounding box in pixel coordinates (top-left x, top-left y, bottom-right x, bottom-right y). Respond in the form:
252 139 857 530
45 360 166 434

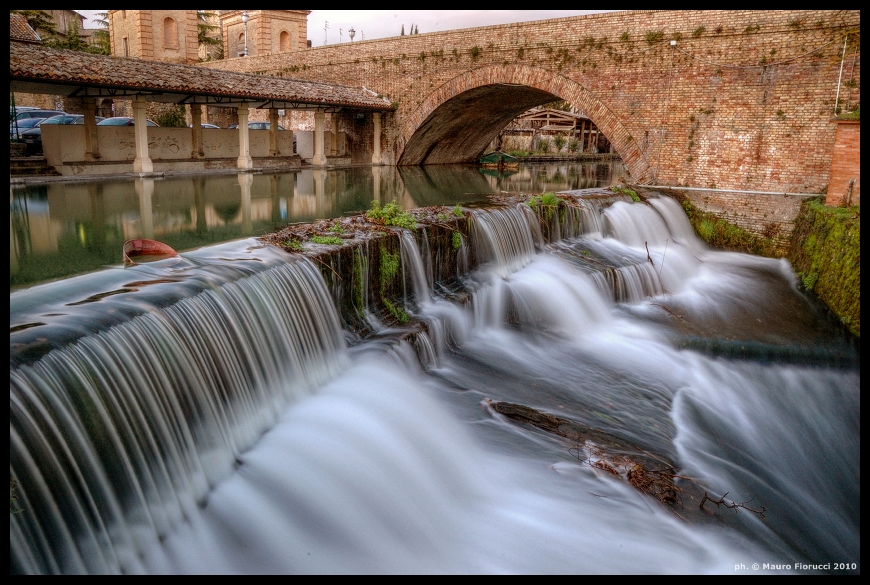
104 10 312 126
219 10 310 58
10 11 98 112
108 10 200 64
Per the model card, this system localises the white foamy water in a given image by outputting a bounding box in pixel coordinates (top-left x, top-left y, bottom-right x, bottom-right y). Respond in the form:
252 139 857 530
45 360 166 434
11 194 858 574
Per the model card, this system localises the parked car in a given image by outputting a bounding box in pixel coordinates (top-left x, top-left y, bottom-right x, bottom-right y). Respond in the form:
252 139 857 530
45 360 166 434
10 117 45 140
97 117 159 127
12 109 66 122
10 105 39 121
188 123 221 129
19 114 107 155
228 122 286 130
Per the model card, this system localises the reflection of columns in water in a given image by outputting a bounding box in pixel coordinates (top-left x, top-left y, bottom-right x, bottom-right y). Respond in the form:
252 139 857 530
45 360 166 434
270 175 282 224
194 177 207 233
134 177 154 239
88 183 107 250
313 169 328 217
238 173 253 233
371 165 382 204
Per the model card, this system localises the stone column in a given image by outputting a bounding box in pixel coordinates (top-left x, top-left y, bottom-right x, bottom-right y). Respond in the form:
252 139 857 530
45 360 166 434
236 103 253 169
313 109 327 166
372 112 382 165
329 114 338 156
269 109 279 156
191 104 204 158
81 97 101 160
132 95 153 173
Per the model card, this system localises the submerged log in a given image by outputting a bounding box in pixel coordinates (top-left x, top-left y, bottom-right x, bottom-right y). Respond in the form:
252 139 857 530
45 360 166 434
485 399 680 508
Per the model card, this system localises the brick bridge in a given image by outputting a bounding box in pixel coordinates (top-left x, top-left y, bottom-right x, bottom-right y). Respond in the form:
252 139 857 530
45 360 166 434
206 9 859 194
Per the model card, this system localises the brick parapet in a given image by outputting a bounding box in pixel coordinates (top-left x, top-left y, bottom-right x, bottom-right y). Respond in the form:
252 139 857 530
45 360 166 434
202 10 859 192
825 120 860 206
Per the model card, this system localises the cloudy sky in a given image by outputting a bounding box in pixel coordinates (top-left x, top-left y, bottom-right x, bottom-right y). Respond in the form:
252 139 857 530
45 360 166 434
76 10 615 46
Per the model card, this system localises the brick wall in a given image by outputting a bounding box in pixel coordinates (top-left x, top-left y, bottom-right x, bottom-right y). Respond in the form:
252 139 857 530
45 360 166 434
203 10 860 193
825 120 860 206
675 189 809 253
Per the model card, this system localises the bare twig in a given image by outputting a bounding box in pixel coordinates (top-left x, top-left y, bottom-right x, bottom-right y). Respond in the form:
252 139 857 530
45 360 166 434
311 255 342 280
650 302 685 322
700 491 766 519
659 239 669 279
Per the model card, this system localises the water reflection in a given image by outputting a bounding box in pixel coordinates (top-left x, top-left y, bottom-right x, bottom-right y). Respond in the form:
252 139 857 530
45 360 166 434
10 160 625 290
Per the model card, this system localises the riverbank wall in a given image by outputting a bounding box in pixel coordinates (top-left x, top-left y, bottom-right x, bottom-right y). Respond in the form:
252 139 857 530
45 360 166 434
650 187 859 338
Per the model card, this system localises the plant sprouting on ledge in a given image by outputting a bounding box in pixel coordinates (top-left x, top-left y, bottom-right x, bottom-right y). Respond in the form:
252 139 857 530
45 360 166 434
366 199 417 229
612 185 641 202
310 235 344 246
525 192 561 207
280 238 303 252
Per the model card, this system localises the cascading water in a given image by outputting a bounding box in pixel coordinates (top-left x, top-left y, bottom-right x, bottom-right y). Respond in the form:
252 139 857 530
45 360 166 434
10 192 859 574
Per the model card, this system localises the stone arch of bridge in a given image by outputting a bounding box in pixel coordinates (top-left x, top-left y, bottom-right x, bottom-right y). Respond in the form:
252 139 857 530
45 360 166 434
397 64 655 183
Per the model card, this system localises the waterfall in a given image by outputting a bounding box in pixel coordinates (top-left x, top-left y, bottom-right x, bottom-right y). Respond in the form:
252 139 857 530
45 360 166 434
10 192 859 574
468 204 537 278
11 258 348 575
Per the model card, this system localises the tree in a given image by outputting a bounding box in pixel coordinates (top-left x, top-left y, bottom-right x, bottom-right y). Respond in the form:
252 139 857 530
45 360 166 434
401 24 405 36
91 12 111 55
197 10 223 60
568 138 580 154
11 10 56 37
155 105 188 128
45 19 90 52
554 133 567 153
42 18 88 53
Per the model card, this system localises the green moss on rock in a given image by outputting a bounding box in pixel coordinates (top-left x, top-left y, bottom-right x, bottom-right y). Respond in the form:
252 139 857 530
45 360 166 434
788 197 860 337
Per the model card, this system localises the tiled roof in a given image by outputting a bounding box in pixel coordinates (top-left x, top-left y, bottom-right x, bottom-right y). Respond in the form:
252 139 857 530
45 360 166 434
10 14 41 42
10 41 393 111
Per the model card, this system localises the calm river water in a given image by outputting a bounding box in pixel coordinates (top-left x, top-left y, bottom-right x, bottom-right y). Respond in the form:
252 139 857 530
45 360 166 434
10 161 624 290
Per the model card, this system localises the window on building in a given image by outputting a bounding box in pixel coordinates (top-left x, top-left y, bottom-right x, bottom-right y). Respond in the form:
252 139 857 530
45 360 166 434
163 18 178 49
280 31 291 52
123 37 129 57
